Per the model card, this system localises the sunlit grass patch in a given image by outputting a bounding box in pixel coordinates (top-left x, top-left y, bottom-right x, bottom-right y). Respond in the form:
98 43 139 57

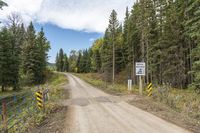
74 73 131 95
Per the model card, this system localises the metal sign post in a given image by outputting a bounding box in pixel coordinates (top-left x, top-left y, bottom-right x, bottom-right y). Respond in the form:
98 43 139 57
136 62 145 95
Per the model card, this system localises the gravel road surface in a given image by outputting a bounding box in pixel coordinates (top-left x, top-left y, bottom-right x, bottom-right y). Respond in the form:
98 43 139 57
64 74 191 133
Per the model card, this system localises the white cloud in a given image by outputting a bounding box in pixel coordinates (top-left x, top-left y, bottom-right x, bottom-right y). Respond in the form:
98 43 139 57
89 38 95 42
0 0 135 33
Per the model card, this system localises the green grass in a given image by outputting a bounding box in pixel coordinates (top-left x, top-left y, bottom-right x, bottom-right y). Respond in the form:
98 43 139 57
47 72 67 86
46 72 68 101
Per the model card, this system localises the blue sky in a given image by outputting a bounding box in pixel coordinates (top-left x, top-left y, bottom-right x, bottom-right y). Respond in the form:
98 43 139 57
34 23 103 63
0 0 134 63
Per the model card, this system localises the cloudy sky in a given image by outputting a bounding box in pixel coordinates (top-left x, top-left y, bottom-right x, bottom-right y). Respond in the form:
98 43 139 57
0 0 135 62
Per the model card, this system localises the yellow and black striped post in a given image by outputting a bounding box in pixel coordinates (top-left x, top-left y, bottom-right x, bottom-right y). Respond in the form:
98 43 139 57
35 91 43 109
147 83 153 97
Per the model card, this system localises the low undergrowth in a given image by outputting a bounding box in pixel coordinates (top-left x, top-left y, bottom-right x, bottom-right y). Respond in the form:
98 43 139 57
152 86 200 122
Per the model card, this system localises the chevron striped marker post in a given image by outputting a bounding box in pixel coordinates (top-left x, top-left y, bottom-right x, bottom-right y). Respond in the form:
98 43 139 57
35 91 43 109
147 83 153 97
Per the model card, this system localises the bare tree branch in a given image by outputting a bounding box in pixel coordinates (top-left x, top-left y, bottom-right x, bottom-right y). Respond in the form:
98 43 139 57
6 12 23 28
0 0 7 10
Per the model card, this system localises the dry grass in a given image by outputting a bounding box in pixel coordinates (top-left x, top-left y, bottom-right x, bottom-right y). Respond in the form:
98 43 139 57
152 86 200 121
75 73 130 95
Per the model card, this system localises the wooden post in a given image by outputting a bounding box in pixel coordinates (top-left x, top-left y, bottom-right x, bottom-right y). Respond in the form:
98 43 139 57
42 91 45 113
2 101 8 133
139 76 143 95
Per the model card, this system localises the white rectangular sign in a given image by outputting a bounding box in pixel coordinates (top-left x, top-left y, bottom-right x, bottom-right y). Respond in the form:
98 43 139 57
136 62 145 76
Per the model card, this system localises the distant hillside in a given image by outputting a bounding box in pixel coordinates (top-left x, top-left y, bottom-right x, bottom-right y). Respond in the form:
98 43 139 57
47 62 55 67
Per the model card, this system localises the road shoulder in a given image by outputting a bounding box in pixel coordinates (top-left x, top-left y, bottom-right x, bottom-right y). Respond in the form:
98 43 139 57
75 73 199 133
127 94 199 133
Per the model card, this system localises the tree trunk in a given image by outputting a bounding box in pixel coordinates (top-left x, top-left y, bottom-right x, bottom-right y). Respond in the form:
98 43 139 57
189 40 193 83
112 36 115 84
2 85 5 92
146 38 149 84
132 57 135 85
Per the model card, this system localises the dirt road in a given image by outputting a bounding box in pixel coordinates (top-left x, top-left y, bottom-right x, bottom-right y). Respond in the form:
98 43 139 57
64 74 191 133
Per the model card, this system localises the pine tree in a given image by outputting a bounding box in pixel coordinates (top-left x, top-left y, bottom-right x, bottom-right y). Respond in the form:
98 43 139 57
79 49 91 73
58 48 64 72
35 28 50 83
63 54 69 72
115 25 125 73
0 28 13 91
55 49 65 72
55 53 59 71
102 10 120 82
185 0 200 88
94 50 101 73
101 29 112 81
123 7 131 75
76 52 82 73
127 2 142 84
22 22 40 84
7 14 24 90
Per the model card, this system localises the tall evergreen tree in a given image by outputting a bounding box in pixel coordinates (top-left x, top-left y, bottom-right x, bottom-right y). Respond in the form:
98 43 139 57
123 7 131 75
185 0 200 88
76 52 82 73
101 10 120 82
127 3 140 83
101 29 112 81
94 50 101 73
22 22 40 84
58 48 64 71
7 13 24 90
80 50 91 73
35 28 50 83
55 53 59 71
0 28 13 91
63 54 69 72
